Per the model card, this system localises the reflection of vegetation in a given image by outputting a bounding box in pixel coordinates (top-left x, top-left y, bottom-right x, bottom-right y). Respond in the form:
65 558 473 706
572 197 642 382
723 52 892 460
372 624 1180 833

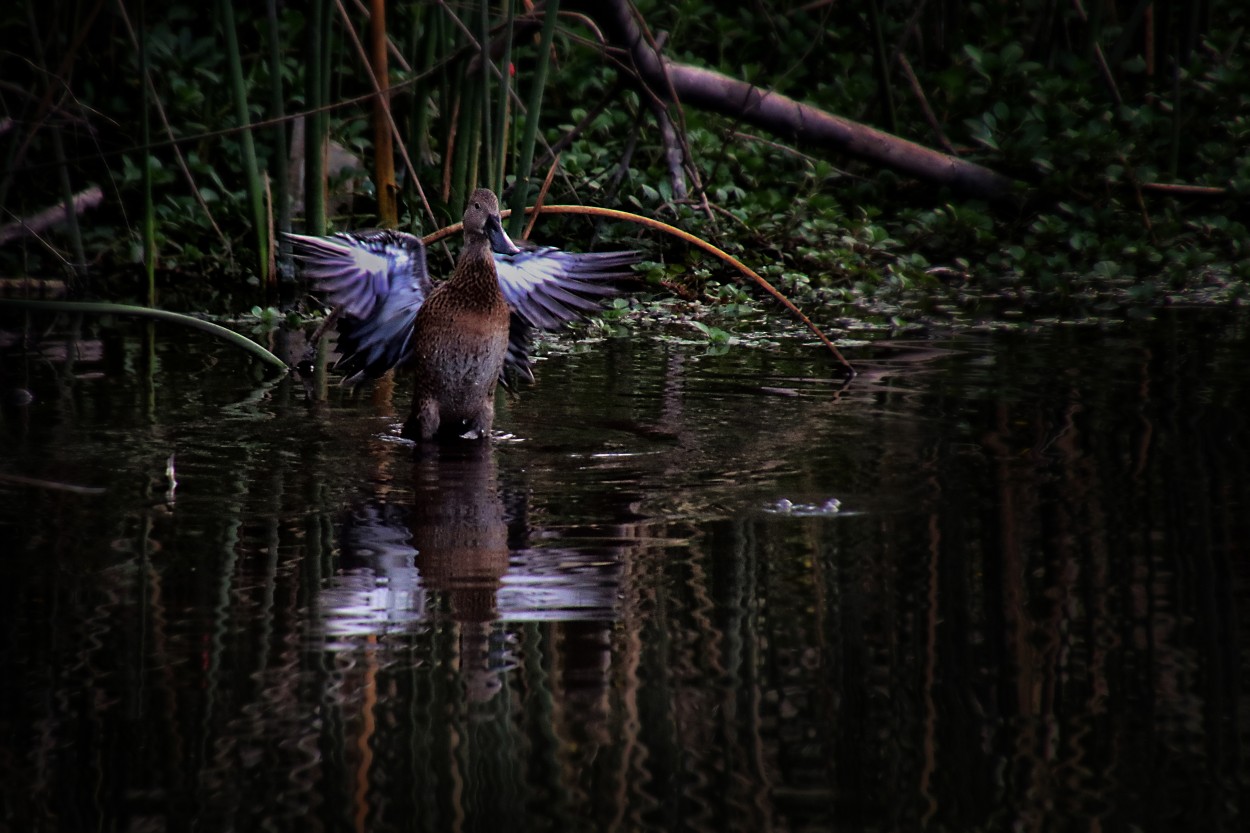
2 2 1247 318
2 316 1247 830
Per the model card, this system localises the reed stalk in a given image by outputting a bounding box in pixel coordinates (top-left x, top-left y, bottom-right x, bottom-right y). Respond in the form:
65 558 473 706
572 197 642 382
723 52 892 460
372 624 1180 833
51 123 87 284
509 0 559 235
449 77 479 213
305 0 328 234
410 6 439 172
219 0 269 285
24 7 89 288
265 0 292 280
478 0 495 191
370 0 398 227
140 44 155 306
492 0 515 197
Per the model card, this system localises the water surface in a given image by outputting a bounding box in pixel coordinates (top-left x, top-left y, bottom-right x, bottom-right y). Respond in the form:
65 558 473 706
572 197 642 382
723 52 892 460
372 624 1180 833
2 309 1248 831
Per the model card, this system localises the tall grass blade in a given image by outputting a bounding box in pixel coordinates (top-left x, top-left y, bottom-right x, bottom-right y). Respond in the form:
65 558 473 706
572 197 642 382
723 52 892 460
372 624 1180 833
867 0 897 133
409 6 439 172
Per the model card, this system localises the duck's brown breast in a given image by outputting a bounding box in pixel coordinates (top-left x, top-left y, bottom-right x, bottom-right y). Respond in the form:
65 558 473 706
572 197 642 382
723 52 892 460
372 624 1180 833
410 283 510 412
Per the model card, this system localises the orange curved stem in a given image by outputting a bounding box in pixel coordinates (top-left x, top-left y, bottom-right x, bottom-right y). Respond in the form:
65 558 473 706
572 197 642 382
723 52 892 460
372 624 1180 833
424 204 854 376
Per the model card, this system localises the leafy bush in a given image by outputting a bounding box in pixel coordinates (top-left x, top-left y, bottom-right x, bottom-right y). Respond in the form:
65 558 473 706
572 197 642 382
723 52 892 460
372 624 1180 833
2 1 1246 316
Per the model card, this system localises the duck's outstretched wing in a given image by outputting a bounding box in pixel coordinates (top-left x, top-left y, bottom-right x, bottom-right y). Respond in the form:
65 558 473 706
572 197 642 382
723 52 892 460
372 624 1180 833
286 229 431 382
496 247 639 330
495 247 639 386
286 230 430 318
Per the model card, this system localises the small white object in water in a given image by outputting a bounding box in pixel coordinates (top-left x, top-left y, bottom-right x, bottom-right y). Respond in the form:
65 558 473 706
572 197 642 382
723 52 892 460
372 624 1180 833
765 497 841 516
164 453 178 505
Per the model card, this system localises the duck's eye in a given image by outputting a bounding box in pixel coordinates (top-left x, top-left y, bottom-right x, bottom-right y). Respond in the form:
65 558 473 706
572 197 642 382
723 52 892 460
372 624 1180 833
473 202 481 210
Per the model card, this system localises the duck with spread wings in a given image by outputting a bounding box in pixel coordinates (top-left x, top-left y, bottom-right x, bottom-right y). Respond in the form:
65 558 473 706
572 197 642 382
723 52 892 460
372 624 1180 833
286 189 638 441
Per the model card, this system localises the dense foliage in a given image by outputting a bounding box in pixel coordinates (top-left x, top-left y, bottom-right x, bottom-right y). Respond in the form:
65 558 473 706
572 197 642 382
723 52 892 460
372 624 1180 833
2 1 1247 320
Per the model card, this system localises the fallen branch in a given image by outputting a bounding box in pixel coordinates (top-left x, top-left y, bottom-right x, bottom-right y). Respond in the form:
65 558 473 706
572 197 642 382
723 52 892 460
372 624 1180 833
0 279 67 297
0 186 103 246
1137 182 1229 198
591 0 1017 201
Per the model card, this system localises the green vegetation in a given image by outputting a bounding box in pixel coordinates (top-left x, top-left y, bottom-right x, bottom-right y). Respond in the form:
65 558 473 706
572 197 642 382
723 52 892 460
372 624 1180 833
2 1 1247 330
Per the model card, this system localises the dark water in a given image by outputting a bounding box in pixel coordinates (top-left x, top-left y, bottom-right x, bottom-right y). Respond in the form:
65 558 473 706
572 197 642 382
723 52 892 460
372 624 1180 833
2 309 1249 832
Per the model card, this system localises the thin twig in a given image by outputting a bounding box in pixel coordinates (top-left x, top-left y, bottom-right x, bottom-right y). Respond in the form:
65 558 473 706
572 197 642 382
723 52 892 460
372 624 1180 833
887 0 932 68
522 154 560 239
626 14 711 220
532 80 625 171
897 53 957 155
1116 153 1156 244
334 0 437 230
1071 0 1124 108
1138 181 1228 197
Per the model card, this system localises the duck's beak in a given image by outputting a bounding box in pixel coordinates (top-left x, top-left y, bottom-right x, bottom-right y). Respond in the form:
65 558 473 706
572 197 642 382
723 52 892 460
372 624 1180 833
486 213 521 255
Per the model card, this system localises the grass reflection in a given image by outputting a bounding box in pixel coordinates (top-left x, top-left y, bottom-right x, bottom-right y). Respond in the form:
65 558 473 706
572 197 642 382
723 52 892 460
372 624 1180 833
1 311 1248 831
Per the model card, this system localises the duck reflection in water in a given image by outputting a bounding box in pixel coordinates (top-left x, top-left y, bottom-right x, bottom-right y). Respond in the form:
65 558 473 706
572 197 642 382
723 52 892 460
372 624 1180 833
322 443 622 708
409 443 508 702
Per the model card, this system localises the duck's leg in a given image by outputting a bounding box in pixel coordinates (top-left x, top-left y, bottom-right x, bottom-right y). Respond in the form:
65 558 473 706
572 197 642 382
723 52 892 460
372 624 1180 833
403 397 441 441
295 306 341 376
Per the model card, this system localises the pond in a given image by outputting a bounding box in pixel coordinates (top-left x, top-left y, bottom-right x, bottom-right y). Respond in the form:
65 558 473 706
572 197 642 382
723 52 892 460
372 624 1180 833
1 307 1248 832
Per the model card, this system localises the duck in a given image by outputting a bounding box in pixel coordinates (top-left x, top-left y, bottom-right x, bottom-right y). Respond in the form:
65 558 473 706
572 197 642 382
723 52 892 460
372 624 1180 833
285 188 638 441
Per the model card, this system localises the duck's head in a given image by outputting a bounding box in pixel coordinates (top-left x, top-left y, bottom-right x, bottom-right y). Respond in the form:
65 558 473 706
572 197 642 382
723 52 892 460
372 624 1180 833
464 188 521 255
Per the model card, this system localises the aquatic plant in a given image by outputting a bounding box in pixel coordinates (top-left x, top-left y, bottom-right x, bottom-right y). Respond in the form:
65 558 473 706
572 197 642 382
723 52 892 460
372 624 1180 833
0 0 1245 320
